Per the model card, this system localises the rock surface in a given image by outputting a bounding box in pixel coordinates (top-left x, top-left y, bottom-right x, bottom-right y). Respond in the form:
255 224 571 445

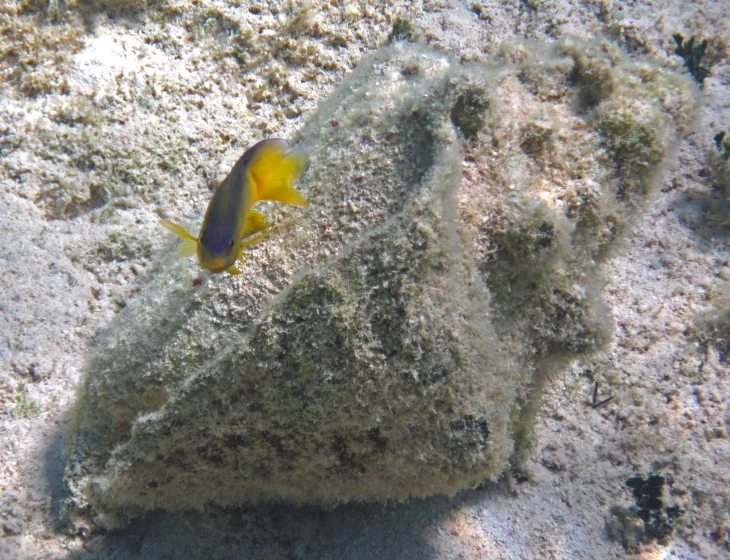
64 38 699 530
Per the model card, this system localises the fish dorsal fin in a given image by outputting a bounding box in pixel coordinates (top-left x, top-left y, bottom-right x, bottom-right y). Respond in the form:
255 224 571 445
178 238 198 257
246 140 308 206
159 219 198 241
242 209 269 237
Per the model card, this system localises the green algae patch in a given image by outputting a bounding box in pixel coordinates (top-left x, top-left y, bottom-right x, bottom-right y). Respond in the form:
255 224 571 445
710 131 730 215
63 38 699 532
450 85 493 140
0 2 86 96
673 33 712 85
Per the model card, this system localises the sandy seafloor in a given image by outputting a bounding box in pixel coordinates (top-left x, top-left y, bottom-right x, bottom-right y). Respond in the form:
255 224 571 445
1 0 729 558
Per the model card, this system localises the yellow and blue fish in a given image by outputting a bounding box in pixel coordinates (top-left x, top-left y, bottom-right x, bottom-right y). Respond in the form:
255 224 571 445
159 138 308 275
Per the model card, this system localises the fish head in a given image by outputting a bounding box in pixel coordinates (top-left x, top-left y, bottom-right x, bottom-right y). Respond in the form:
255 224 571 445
197 226 239 273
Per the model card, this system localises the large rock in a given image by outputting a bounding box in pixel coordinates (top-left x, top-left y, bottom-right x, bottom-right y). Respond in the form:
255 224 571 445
64 38 698 531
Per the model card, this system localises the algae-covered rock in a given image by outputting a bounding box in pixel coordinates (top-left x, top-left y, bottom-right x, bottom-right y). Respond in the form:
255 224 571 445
64 38 699 531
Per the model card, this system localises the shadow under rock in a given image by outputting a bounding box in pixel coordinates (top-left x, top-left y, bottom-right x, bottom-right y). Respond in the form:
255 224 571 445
59 484 504 560
45 422 69 525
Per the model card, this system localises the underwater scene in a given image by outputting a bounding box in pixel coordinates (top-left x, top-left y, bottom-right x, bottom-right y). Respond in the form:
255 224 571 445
1 1 729 558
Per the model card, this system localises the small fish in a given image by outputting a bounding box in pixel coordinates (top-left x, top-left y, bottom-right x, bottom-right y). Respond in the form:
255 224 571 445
159 138 308 274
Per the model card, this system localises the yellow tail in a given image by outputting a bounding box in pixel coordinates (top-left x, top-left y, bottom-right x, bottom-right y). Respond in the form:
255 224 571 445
247 140 308 206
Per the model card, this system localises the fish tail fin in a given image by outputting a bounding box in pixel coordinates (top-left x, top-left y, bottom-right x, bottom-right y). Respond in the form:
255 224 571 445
248 140 308 206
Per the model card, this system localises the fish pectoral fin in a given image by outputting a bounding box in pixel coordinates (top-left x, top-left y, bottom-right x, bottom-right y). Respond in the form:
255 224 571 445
238 228 275 258
247 140 308 206
238 218 298 259
159 219 198 241
178 238 198 257
226 265 242 275
242 209 269 236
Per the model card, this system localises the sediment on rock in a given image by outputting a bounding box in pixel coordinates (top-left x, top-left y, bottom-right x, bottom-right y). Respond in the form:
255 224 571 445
64 38 699 531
